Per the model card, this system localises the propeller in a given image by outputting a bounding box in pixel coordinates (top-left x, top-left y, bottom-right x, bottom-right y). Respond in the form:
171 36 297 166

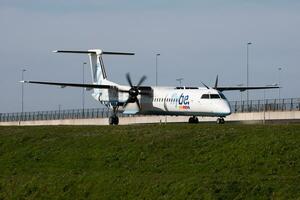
201 75 219 90
201 82 210 89
119 73 148 110
214 75 218 88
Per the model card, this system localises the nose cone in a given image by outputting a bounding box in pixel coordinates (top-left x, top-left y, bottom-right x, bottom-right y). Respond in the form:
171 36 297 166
223 102 231 116
215 100 231 116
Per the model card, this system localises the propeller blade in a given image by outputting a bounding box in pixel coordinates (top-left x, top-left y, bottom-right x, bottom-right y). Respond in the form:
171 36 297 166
214 75 218 88
137 75 147 87
126 73 133 87
135 99 141 110
201 82 210 89
123 100 130 108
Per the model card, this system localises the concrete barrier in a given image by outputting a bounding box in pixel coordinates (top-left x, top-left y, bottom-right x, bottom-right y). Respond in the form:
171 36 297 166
1 111 300 126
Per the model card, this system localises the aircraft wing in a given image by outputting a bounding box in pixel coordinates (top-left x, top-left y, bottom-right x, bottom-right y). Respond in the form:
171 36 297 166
20 80 117 89
215 86 280 92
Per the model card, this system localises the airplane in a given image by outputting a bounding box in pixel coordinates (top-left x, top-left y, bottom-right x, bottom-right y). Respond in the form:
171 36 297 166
22 49 279 125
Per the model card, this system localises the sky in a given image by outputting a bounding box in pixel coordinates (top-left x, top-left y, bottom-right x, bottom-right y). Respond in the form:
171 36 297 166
0 0 300 113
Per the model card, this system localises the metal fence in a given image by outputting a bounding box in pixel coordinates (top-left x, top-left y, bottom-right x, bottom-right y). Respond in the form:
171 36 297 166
1 98 300 122
0 108 131 122
230 98 300 113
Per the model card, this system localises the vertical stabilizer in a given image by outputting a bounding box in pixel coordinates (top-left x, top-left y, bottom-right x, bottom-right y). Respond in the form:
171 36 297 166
87 49 107 84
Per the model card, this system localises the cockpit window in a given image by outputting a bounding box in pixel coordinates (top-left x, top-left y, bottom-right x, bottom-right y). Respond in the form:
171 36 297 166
218 92 226 99
210 94 220 99
201 94 209 99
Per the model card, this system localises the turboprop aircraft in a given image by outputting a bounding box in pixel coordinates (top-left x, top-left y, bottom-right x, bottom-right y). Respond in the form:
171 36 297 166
22 49 279 125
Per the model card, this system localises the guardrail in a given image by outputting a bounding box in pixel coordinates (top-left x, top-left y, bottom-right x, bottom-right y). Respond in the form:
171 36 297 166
230 98 300 113
1 98 300 122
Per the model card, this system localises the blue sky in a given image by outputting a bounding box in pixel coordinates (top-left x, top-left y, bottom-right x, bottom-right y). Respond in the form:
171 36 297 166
0 1 300 112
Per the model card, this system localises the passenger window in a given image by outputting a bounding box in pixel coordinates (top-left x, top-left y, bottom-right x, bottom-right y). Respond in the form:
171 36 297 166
201 94 209 99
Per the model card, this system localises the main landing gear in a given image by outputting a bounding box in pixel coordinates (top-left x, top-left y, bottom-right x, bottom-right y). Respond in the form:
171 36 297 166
216 117 225 124
109 115 119 125
109 106 119 125
188 116 199 124
188 116 226 124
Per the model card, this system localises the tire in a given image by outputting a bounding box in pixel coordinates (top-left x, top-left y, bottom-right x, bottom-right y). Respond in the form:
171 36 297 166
109 116 114 125
189 117 199 124
114 116 119 125
217 118 225 124
221 118 225 124
109 116 119 125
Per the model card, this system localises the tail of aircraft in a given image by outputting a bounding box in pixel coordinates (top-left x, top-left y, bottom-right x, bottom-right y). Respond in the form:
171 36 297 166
53 49 134 85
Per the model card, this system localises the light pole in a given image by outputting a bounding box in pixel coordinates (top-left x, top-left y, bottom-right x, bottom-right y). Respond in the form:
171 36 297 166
176 78 184 87
82 62 87 114
278 67 282 99
21 69 27 118
155 53 160 86
246 42 252 105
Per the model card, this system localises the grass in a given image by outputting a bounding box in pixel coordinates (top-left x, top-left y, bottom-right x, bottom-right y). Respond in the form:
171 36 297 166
0 124 300 199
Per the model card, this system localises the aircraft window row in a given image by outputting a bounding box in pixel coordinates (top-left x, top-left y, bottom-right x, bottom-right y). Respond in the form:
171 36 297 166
201 94 222 99
175 87 199 89
153 98 179 102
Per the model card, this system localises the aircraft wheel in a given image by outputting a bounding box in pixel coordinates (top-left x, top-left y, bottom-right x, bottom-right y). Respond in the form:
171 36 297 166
188 116 199 124
221 118 225 124
109 116 119 125
194 117 199 123
109 116 114 125
217 118 225 124
114 116 119 125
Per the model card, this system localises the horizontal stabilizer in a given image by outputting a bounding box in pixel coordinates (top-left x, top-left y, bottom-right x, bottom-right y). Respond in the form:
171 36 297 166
53 49 134 55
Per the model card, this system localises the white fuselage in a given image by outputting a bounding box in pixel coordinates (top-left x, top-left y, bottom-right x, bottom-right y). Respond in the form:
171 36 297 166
95 84 231 117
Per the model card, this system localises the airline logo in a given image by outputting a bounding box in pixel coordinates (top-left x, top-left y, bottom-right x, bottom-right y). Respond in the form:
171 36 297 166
176 93 190 110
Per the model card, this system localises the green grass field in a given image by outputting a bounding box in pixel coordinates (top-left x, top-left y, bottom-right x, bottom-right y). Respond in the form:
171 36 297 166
0 124 300 199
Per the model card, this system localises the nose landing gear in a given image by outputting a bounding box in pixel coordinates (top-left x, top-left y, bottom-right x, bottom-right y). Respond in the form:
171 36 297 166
216 117 225 124
109 106 119 125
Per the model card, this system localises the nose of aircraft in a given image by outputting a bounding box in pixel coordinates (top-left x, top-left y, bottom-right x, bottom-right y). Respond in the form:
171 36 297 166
223 101 231 115
215 100 231 116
